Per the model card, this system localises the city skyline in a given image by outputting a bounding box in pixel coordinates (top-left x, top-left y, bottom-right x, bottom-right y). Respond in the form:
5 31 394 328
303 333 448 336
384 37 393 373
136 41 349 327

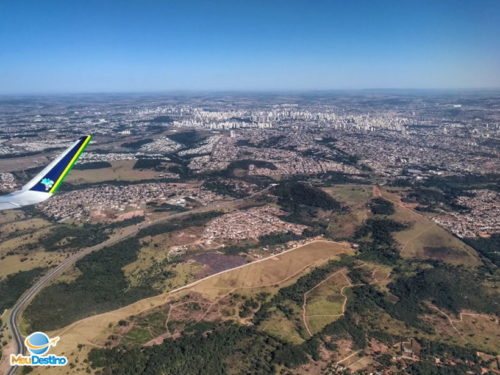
1 0 500 93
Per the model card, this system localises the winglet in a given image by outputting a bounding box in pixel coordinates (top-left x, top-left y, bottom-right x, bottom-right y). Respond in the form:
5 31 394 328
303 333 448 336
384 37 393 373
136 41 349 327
27 135 92 193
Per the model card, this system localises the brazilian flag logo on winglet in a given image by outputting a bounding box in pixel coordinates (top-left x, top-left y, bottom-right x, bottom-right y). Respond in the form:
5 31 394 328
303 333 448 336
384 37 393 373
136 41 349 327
40 178 54 191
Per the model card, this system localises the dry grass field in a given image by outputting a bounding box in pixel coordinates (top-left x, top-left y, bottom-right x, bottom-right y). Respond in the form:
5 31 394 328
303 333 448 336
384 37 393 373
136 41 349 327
324 185 373 204
0 209 25 225
0 217 58 277
66 160 161 184
189 240 351 299
380 190 480 266
0 251 66 279
0 227 53 257
0 217 51 236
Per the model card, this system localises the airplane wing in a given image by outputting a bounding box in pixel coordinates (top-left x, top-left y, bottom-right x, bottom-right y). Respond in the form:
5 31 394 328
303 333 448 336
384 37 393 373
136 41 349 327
0 135 92 210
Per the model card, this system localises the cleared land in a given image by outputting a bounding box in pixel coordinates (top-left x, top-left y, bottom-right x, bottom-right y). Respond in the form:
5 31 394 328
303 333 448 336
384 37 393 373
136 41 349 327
189 241 351 298
381 190 480 266
66 160 160 184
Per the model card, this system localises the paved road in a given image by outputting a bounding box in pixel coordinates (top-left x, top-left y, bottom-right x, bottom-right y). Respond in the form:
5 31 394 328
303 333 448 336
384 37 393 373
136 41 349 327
6 187 272 375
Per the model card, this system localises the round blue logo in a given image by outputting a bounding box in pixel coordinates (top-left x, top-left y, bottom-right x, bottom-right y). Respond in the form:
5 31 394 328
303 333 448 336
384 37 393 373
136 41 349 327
25 332 51 355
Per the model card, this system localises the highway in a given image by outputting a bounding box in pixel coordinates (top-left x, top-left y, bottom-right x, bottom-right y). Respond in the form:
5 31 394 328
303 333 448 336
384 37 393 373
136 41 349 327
6 188 271 374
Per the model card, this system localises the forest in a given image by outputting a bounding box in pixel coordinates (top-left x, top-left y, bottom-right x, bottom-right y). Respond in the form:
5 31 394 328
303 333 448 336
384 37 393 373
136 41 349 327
74 161 112 170
39 224 109 251
0 268 46 314
369 197 395 215
24 239 156 331
89 324 282 375
274 182 341 212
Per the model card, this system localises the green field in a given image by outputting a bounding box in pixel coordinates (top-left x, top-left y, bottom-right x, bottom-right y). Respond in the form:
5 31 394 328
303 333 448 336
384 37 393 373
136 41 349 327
259 308 304 344
324 184 373 204
121 310 169 347
306 282 345 314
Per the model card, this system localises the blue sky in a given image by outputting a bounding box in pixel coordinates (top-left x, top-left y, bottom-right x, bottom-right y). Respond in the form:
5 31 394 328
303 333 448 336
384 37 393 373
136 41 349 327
0 0 499 93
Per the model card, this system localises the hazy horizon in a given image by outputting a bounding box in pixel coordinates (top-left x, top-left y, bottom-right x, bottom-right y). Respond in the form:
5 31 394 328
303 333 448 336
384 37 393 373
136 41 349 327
1 0 500 94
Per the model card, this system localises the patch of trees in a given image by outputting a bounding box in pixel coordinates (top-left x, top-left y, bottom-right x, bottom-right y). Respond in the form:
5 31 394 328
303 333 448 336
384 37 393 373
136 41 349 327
150 116 174 124
406 339 484 374
418 338 480 361
146 202 188 213
106 216 145 230
354 218 407 264
274 182 341 212
167 164 192 179
277 260 340 305
138 211 223 238
314 171 371 186
89 324 282 375
74 161 112 170
256 135 285 148
463 234 500 267
219 243 254 256
0 151 28 159
132 159 164 170
326 149 360 166
235 139 253 147
167 130 206 147
404 187 467 212
258 231 304 247
389 266 500 317
369 197 395 215
239 299 259 318
24 239 156 331
273 343 310 367
321 312 367 349
404 174 500 212
0 268 46 314
40 224 109 252
369 330 405 346
121 139 154 149
183 321 218 333
423 173 500 193
227 159 277 171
